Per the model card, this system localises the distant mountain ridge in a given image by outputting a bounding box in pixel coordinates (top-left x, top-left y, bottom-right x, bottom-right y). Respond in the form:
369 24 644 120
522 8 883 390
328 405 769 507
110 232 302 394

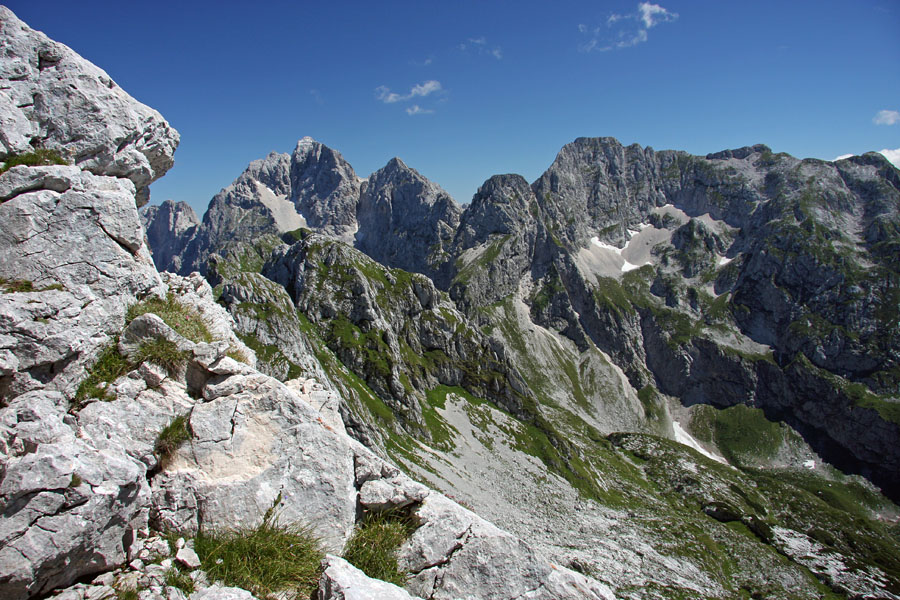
144 136 900 503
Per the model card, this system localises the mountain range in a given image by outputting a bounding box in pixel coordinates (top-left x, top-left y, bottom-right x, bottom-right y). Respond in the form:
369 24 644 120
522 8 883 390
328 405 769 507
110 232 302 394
1 5 899 600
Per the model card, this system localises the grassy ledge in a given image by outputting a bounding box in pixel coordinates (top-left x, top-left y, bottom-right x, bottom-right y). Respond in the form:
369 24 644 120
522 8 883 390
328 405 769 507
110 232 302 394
127 294 213 343
0 148 68 174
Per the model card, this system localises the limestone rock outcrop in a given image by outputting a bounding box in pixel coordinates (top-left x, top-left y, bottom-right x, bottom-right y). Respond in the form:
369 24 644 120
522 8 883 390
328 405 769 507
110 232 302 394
0 390 150 598
0 7 179 205
0 165 164 401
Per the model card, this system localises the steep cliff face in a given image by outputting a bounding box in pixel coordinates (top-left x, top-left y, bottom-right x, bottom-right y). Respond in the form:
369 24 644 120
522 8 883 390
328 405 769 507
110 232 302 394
521 138 900 497
141 200 200 273
290 136 362 239
356 158 462 282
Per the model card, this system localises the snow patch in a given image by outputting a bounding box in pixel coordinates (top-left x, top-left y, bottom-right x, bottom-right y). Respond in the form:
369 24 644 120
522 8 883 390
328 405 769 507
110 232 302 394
254 180 306 232
672 421 728 464
803 459 816 470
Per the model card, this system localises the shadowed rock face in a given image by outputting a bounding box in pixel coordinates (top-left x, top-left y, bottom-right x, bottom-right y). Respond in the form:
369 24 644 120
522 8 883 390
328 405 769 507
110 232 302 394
0 7 180 205
356 157 462 281
141 200 200 273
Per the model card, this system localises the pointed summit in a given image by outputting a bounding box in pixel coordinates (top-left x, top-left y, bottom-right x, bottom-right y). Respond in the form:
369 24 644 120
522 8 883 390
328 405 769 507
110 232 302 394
355 158 462 279
290 137 361 240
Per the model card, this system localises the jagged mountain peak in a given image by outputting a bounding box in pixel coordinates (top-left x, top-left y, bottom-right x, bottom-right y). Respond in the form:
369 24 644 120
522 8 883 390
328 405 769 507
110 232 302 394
356 156 462 279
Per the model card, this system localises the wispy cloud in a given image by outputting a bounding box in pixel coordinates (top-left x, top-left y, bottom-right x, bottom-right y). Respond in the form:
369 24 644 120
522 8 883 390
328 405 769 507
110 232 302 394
406 105 434 116
459 36 503 60
873 109 900 125
579 2 678 52
375 80 443 104
309 89 324 105
375 80 443 115
639 2 677 28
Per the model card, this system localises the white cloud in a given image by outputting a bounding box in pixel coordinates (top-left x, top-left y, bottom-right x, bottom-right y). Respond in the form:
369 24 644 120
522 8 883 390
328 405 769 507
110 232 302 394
638 2 677 28
580 2 677 52
873 109 900 125
879 148 900 168
833 153 854 161
411 80 442 97
459 36 503 59
406 105 434 115
375 86 403 103
376 80 442 104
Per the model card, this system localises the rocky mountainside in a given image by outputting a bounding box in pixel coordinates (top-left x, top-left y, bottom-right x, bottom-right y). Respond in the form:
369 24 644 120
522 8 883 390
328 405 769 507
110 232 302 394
0 8 618 600
142 123 900 597
2 4 899 600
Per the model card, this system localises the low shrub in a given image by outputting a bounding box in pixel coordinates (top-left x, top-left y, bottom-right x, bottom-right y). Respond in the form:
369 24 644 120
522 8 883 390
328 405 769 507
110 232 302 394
342 508 418 586
0 148 68 174
195 513 323 598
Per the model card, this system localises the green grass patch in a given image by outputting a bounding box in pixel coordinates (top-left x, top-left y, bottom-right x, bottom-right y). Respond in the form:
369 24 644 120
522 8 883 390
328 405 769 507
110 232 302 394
1 149 67 174
343 509 418 586
196 514 323 598
0 277 65 293
127 294 213 343
74 340 132 405
136 338 189 375
163 567 195 595
690 404 783 465
154 415 192 469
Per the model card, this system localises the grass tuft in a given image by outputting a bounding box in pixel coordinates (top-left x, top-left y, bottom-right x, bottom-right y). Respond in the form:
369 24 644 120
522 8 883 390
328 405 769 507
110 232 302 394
127 294 213 343
0 277 65 293
342 508 417 586
226 345 251 364
195 513 324 598
164 567 195 594
136 337 189 375
114 587 139 600
155 415 192 469
74 340 132 405
1 149 68 174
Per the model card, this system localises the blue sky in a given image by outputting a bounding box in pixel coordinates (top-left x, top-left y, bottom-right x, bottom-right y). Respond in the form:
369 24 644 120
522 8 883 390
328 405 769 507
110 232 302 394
8 1 899 214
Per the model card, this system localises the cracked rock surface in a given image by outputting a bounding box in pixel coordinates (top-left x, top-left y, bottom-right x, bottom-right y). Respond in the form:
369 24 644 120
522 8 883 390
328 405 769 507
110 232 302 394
0 165 164 401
